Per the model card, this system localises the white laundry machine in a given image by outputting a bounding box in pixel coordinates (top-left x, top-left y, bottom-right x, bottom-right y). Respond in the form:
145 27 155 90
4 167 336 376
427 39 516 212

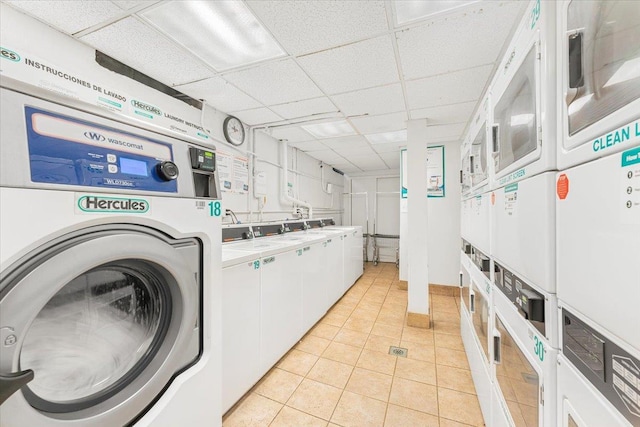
556 0 640 171
220 226 261 414
321 220 364 290
0 81 222 426
491 0 558 188
557 309 640 427
305 225 346 306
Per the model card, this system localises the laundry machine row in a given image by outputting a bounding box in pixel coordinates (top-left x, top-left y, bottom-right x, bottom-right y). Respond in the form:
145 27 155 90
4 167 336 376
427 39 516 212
0 79 223 426
219 219 363 413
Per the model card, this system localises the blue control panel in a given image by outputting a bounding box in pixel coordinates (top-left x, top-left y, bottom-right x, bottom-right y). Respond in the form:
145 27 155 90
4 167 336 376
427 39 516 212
25 106 177 193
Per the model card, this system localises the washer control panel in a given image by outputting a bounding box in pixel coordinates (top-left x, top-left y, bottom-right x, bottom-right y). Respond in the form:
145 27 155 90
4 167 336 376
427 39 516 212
25 106 177 193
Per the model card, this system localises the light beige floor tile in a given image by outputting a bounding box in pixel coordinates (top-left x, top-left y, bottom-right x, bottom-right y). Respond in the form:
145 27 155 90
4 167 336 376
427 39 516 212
351 307 380 321
435 347 471 370
395 357 437 385
432 309 463 323
384 404 440 427
322 341 362 365
333 328 369 348
311 323 341 340
356 349 397 375
345 367 393 402
437 365 477 394
270 406 328 427
307 357 354 389
330 391 387 427
371 322 403 339
434 332 465 351
287 379 342 421
389 377 439 415
254 368 303 404
376 313 405 327
432 320 462 335
222 393 282 427
278 349 319 376
401 340 436 363
343 316 375 334
438 388 485 426
364 334 400 354
439 417 477 426
330 305 354 318
401 326 435 344
432 299 460 314
296 334 332 356
322 312 349 328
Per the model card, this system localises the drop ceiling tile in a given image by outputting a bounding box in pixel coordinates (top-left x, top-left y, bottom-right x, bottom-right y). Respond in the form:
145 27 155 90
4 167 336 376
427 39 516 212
378 152 401 168
111 0 147 10
288 140 328 151
268 127 316 143
307 150 345 164
222 59 323 105
333 164 362 174
426 123 467 140
373 142 404 153
332 84 406 117
247 1 388 56
81 17 213 86
6 0 123 34
405 64 492 110
233 108 282 126
298 35 399 95
320 135 370 149
350 156 388 170
397 2 524 80
332 145 377 157
270 97 338 120
350 112 408 134
175 76 261 113
410 101 477 124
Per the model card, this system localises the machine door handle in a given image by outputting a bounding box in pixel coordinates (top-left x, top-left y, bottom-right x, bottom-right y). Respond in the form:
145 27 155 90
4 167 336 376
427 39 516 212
568 31 584 89
0 369 34 405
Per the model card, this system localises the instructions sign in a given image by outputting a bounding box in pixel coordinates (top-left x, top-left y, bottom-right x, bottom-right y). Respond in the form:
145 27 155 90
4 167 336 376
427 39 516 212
427 145 445 198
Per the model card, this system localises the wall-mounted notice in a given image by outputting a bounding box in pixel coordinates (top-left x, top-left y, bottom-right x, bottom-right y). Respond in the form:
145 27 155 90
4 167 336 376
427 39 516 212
233 156 249 194
427 145 445 198
217 151 233 192
401 149 407 198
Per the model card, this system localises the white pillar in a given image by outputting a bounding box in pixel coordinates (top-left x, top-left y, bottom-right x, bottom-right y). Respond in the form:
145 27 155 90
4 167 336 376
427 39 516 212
406 119 430 327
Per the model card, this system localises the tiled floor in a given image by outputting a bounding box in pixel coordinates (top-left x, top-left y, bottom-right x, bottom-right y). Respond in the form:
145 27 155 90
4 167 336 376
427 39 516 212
223 262 485 427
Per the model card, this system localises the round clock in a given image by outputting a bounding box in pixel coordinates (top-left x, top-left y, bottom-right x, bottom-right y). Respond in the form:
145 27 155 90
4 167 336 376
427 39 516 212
223 116 245 146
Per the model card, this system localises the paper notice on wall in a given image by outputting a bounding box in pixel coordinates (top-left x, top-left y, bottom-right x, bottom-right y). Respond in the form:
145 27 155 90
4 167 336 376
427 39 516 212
217 151 233 192
233 156 249 194
427 145 445 197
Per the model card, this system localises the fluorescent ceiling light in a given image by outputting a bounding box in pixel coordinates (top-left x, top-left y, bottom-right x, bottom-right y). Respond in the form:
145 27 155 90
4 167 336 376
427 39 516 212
365 130 407 144
141 1 285 71
394 0 479 25
301 120 357 139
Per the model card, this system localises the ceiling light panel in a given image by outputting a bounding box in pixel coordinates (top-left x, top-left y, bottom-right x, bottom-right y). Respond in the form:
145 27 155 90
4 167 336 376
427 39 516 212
223 59 323 105
268 127 316 143
141 1 285 71
350 112 408 134
6 0 123 34
405 64 492 110
175 76 261 113
394 1 479 26
332 84 406 117
270 97 338 120
320 135 370 149
81 17 213 86
288 140 329 151
246 0 388 56
232 107 282 126
301 120 356 139
298 35 399 95
410 100 477 123
397 2 525 80
365 130 407 144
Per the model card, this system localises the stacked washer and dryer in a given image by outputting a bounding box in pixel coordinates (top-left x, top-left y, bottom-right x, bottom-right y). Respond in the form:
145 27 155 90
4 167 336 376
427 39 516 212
460 1 640 426
0 79 223 426
220 219 363 413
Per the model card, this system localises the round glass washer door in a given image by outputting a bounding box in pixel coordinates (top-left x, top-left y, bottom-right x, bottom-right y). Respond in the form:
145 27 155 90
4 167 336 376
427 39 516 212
0 227 201 426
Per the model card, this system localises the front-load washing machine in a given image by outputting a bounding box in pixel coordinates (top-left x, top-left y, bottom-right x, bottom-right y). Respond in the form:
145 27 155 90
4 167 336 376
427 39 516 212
0 81 222 426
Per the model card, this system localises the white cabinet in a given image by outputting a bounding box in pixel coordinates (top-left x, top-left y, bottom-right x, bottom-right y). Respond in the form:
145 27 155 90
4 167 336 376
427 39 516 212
221 259 261 413
300 242 328 331
260 249 303 374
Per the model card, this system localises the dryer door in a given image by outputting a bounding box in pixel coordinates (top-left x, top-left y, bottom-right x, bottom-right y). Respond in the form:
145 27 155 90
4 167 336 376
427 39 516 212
0 226 201 426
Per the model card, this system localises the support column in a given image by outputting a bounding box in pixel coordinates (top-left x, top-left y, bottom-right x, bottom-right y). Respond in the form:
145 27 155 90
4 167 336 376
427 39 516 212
406 119 430 328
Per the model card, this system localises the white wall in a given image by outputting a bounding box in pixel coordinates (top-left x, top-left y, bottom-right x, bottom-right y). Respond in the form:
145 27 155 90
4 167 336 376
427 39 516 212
427 140 461 285
0 4 344 226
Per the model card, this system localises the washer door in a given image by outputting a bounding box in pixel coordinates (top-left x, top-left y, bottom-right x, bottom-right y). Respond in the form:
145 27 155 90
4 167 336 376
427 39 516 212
0 226 201 426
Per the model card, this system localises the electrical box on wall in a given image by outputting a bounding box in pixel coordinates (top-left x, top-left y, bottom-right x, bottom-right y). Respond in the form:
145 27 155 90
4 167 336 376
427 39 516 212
254 171 268 197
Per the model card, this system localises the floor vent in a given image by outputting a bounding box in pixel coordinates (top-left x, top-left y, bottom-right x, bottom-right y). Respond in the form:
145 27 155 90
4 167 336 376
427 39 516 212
389 346 408 358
